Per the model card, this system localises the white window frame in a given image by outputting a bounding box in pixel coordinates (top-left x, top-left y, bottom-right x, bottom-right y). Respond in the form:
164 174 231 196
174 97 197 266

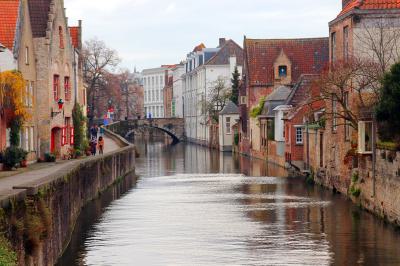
358 121 373 154
225 117 231 134
295 126 304 144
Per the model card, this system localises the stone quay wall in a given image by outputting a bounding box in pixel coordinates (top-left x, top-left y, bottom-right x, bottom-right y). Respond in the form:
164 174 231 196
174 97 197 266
0 129 136 265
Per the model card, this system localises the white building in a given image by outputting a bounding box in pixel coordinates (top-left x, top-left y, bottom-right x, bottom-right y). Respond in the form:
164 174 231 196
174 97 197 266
182 38 244 145
172 64 185 118
142 66 167 118
0 42 16 71
219 101 239 152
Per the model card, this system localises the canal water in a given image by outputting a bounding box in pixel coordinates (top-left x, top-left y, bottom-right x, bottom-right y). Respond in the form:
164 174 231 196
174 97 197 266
58 138 400 266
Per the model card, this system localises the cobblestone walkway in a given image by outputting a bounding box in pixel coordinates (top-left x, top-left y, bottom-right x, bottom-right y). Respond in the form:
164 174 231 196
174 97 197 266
0 135 122 201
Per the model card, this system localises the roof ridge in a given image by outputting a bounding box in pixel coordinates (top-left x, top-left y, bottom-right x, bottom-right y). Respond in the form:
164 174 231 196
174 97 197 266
245 37 329 42
204 39 242 66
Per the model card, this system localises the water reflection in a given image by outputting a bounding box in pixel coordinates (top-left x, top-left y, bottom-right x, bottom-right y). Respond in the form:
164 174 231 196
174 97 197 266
58 138 400 266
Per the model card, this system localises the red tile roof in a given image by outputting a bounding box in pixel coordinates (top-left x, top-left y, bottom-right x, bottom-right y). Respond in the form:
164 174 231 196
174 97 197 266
339 0 400 17
28 0 51 38
0 0 20 50
244 38 329 87
205 39 244 66
69 26 79 48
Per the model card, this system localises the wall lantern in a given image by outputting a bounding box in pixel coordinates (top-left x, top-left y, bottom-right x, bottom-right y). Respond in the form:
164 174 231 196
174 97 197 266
51 99 64 118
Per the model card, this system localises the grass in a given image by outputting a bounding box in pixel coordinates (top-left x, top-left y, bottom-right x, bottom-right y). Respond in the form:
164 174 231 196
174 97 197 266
0 235 16 266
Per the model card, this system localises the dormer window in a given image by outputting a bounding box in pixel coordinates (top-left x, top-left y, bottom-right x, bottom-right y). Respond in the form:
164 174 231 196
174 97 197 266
278 66 287 77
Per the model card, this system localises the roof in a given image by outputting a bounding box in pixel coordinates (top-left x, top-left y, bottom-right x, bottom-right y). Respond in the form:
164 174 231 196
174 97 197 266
69 27 79 48
267 86 292 101
338 0 400 17
193 43 206 52
205 39 244 66
286 74 319 107
220 101 239 115
244 38 329 87
0 0 20 50
28 0 51 38
261 86 292 117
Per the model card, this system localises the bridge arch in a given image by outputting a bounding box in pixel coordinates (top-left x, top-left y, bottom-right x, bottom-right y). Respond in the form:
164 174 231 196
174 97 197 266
125 125 180 145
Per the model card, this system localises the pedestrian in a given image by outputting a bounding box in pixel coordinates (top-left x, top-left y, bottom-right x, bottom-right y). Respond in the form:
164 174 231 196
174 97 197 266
90 124 98 139
98 136 105 155
91 137 97 156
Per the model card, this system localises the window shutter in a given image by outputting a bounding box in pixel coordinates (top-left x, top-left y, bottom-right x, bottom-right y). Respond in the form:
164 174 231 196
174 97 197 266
61 127 66 146
70 127 75 145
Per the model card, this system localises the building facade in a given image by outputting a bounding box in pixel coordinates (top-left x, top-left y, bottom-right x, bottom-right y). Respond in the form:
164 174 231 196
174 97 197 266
182 38 244 145
143 66 168 119
172 64 185 118
29 0 84 158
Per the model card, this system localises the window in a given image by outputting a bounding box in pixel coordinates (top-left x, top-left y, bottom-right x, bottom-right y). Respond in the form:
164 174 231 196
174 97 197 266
25 46 29 65
29 127 34 151
343 26 349 61
278 65 287 77
61 127 67 146
23 128 29 151
226 117 231 134
358 121 373 154
240 96 247 105
53 75 60 101
64 76 71 101
29 81 33 107
295 127 303 144
59 26 64 49
331 32 336 62
267 119 275 140
332 96 337 131
25 82 29 106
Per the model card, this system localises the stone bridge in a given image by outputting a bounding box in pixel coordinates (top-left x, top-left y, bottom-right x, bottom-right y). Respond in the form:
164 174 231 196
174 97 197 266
106 118 185 144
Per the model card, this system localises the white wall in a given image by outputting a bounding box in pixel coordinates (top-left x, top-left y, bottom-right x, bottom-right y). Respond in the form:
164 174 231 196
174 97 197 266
172 65 184 118
219 113 239 151
143 67 166 118
0 49 16 71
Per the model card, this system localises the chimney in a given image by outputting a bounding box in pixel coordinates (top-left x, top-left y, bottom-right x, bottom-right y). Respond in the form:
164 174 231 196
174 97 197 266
342 0 351 8
219 38 226 47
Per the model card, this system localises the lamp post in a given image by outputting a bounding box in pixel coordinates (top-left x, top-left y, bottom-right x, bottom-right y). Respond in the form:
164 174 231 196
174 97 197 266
51 99 64 118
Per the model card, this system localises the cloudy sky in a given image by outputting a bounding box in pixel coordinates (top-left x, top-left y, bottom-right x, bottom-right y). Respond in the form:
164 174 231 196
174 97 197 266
64 0 342 71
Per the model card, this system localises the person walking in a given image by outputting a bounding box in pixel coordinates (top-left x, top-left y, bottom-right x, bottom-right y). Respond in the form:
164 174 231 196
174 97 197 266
98 136 105 155
90 136 97 156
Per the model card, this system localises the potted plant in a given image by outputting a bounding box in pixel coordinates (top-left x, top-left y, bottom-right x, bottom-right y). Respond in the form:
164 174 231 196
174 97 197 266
19 149 28 167
44 152 56 163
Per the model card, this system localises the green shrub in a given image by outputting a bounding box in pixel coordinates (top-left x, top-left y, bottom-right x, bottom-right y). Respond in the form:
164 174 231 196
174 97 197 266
350 186 361 197
377 141 398 151
44 153 56 163
3 147 25 169
0 235 17 266
249 97 266 118
74 149 82 158
234 133 239 145
352 171 359 183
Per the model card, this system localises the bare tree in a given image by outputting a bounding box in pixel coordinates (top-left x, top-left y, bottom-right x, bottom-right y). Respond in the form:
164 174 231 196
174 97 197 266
82 38 120 121
200 78 231 123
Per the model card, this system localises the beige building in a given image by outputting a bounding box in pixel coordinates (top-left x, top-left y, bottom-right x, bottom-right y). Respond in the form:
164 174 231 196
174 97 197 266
28 0 84 158
0 0 38 160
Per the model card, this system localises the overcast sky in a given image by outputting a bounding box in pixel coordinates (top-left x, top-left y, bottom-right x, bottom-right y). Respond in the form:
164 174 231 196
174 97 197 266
64 0 342 71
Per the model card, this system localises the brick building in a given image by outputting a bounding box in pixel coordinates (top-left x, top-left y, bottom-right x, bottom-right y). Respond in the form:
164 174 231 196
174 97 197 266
239 37 329 160
29 0 84 158
319 0 400 193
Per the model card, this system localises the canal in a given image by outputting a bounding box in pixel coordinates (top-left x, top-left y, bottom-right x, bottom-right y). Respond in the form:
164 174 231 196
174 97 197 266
58 138 400 265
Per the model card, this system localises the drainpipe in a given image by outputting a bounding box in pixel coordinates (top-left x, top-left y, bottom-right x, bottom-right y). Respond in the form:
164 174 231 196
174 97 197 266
306 119 310 171
372 118 376 197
